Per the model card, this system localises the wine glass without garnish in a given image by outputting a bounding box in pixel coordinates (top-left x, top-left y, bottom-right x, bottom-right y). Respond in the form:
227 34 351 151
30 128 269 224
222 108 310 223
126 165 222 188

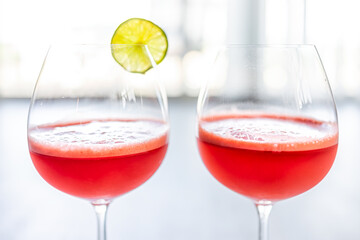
196 45 338 240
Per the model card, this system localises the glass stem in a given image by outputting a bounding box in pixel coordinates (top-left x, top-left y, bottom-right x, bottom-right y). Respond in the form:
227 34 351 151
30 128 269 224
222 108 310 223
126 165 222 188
255 201 273 240
92 200 110 240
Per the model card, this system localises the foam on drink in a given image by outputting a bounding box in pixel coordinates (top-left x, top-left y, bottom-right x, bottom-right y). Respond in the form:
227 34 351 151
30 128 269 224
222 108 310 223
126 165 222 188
29 120 169 158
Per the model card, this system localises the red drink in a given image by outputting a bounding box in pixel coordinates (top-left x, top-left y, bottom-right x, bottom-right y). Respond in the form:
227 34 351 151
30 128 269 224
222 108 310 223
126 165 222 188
28 120 168 200
197 114 338 201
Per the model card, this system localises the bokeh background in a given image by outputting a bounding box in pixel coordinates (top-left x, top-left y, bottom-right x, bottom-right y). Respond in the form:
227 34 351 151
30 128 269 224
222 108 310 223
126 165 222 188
1 0 360 98
0 0 359 239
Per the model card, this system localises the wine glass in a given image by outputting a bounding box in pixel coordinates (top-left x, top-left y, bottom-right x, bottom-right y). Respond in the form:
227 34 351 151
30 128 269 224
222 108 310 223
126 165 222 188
27 44 169 240
196 45 338 240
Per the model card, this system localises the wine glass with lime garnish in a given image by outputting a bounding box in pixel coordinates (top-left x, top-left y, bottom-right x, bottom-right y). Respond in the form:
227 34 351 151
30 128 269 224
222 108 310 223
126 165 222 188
27 19 168 240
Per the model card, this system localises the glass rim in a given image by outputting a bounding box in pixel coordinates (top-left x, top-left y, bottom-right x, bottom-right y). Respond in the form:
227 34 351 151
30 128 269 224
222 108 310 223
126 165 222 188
47 43 149 50
220 44 317 49
46 43 151 48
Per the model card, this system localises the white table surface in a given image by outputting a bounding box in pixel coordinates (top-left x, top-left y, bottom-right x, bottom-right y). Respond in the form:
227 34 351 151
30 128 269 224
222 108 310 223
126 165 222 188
0 98 359 240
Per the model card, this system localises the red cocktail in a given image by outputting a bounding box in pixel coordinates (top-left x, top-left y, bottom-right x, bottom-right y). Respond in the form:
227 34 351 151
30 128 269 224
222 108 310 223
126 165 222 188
197 114 338 201
28 119 168 200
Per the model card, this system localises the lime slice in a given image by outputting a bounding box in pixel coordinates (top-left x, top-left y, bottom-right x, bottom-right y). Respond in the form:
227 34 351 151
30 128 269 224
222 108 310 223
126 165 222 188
111 18 168 73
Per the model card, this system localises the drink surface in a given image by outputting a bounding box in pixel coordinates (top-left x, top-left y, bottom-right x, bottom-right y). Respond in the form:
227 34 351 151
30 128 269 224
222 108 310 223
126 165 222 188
28 119 168 200
197 114 338 201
